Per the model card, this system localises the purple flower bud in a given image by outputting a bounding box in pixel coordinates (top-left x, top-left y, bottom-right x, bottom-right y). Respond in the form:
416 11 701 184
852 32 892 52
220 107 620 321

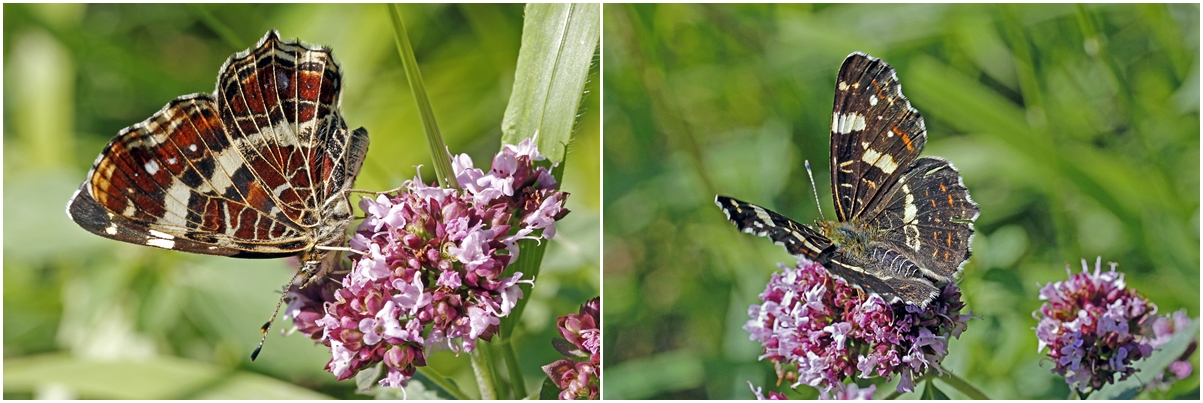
544 297 601 400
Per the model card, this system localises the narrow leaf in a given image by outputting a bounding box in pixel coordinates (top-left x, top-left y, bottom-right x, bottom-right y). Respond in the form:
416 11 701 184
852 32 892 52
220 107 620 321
414 367 471 400
354 362 383 394
388 4 457 188
922 378 951 400
501 3 600 162
1090 319 1199 399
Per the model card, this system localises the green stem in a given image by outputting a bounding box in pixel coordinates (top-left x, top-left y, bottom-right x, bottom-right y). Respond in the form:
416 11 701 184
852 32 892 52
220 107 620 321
936 371 990 400
883 389 902 400
470 347 500 399
415 366 471 400
498 335 528 397
387 3 457 189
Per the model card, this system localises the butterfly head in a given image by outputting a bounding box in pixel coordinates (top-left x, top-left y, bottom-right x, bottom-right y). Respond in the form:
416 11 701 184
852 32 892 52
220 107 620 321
816 220 869 257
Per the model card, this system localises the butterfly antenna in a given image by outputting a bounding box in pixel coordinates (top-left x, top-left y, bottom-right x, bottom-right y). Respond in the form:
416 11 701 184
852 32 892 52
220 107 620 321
805 160 826 221
251 268 306 361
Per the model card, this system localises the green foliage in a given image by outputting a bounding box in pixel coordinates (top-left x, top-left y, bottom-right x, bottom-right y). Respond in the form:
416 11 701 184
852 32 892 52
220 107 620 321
602 3 1198 399
501 3 601 163
3 3 599 399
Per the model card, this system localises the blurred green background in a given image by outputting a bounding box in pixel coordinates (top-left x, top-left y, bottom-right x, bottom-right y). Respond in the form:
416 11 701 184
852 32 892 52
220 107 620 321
602 3 1198 399
4 3 599 399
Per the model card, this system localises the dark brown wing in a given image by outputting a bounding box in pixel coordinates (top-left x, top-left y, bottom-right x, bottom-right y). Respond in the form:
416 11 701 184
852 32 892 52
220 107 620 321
715 196 834 260
829 52 927 223
861 157 979 283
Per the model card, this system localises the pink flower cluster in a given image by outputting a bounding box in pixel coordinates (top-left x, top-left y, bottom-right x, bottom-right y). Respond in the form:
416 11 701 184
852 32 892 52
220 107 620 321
1145 309 1195 392
1035 257 1191 393
749 381 874 400
543 297 600 400
745 258 970 396
285 138 569 388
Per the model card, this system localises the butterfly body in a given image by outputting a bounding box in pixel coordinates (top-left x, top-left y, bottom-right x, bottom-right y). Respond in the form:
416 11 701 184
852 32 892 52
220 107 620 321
716 53 979 308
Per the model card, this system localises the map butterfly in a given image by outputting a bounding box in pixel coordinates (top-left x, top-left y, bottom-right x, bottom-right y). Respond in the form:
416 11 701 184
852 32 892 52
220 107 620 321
716 52 979 307
67 31 369 355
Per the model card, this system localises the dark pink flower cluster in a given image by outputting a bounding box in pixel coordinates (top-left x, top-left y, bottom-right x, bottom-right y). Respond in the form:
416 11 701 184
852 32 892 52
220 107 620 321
284 138 569 389
749 381 874 400
745 258 970 396
1035 258 1191 393
543 297 600 400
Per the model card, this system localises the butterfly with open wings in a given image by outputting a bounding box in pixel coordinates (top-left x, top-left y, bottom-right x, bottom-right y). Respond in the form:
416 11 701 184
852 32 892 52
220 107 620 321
716 52 980 308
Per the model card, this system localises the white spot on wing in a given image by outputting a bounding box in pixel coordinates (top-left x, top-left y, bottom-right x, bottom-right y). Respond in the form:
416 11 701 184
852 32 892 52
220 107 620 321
833 113 868 134
869 95 878 106
149 229 175 240
860 148 899 174
902 184 921 251
163 180 191 228
144 160 160 175
752 206 775 228
902 185 917 223
147 238 176 249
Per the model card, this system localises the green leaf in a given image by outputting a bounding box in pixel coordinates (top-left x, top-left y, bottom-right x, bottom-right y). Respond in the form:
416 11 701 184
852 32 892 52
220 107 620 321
1089 318 1200 400
414 366 471 400
3 354 329 399
354 362 383 394
922 378 951 400
501 3 600 162
540 377 562 400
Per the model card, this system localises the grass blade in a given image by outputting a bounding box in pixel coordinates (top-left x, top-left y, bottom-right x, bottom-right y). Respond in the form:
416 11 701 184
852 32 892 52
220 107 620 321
388 4 457 188
501 3 600 162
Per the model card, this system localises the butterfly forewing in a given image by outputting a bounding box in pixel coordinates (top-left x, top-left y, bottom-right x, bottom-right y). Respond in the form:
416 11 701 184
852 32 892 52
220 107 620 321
715 196 833 260
67 30 368 260
830 53 927 223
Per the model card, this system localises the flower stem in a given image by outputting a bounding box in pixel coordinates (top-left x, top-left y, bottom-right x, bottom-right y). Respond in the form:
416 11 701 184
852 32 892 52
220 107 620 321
386 3 458 189
470 346 500 399
936 371 990 400
497 335 529 397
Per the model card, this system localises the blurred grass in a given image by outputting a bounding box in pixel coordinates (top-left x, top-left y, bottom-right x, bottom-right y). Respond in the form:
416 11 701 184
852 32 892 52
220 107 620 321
3 3 599 399
602 3 1198 399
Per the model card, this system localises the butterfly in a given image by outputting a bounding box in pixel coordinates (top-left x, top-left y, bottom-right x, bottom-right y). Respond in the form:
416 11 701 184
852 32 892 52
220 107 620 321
716 52 979 308
66 31 369 358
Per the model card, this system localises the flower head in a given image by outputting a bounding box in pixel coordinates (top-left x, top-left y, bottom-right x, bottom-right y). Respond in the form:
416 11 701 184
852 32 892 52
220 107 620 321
543 297 600 399
744 257 970 395
1033 257 1187 393
285 139 569 389
750 382 789 400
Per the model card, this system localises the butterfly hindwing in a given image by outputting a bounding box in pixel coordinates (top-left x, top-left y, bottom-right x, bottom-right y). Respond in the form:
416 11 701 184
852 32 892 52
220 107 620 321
863 157 979 281
824 247 940 306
